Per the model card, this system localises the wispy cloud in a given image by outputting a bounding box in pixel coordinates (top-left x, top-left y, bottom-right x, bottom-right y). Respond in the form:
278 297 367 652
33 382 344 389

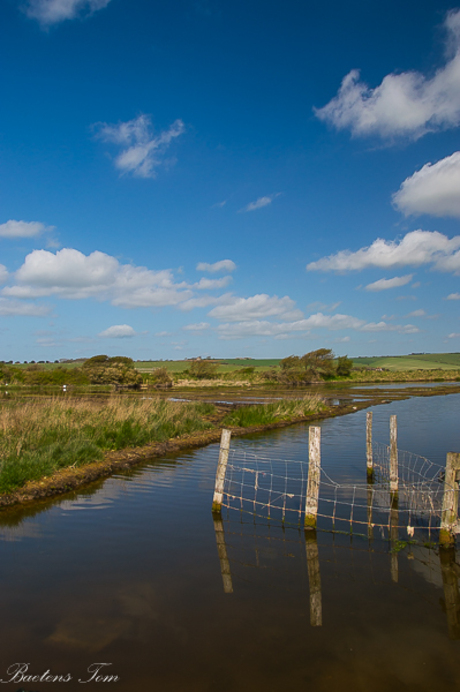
98 324 137 338
315 10 460 140
183 322 210 332
94 114 185 178
193 276 232 290
196 259 236 273
393 151 460 219
24 0 112 27
0 220 52 238
307 230 460 274
0 298 51 317
208 294 303 322
446 292 460 300
365 274 413 292
239 193 281 213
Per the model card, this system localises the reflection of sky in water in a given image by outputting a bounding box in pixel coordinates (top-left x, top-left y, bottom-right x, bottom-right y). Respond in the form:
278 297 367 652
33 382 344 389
0 393 458 691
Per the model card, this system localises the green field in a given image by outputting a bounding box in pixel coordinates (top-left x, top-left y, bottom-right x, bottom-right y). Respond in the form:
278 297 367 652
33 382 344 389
352 353 460 371
135 359 281 373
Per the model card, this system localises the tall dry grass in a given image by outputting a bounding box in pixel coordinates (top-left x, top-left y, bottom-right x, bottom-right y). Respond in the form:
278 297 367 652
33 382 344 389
0 397 215 494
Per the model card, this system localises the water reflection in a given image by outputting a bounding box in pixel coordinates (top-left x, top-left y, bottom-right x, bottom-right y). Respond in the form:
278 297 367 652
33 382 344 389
213 518 460 640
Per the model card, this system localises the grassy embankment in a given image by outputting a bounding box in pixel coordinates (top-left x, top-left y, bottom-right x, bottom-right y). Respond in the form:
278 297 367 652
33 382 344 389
0 395 324 496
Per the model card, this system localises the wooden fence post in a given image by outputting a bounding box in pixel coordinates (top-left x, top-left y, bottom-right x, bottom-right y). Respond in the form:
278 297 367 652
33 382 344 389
212 429 232 514
305 426 321 529
366 411 374 481
390 415 398 499
440 452 460 546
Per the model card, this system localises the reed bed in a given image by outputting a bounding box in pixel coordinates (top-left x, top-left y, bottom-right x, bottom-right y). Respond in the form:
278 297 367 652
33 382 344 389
0 397 216 494
222 395 325 427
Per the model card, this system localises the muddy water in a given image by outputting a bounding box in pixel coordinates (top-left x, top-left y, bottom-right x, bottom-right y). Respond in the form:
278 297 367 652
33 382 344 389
0 394 459 691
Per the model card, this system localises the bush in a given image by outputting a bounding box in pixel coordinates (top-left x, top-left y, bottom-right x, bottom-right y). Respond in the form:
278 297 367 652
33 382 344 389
188 360 218 379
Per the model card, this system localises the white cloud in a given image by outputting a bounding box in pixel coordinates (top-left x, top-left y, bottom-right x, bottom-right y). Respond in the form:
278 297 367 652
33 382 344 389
95 114 185 178
2 248 192 307
315 10 460 140
394 151 460 218
446 292 460 300
209 294 303 322
193 276 232 290
183 322 210 331
0 265 8 284
98 325 137 338
407 309 426 317
24 0 111 26
307 230 460 273
365 274 413 292
216 312 418 339
239 193 281 213
196 259 236 273
0 298 51 317
448 332 460 338
0 220 51 238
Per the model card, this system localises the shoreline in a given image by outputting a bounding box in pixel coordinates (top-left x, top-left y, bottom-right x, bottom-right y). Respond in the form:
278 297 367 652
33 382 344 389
1 382 460 510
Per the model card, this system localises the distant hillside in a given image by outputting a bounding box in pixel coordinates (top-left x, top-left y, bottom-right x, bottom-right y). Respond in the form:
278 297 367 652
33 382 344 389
352 353 460 371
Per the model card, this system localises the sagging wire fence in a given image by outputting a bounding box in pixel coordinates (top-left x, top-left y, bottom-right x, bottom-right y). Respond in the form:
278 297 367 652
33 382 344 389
211 415 460 545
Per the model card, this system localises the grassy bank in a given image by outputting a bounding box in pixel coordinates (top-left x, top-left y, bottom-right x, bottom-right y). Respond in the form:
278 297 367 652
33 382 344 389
222 396 325 427
0 397 216 494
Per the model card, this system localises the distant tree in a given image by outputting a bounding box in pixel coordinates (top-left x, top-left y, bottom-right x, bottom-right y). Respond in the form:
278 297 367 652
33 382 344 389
336 355 353 377
189 360 218 379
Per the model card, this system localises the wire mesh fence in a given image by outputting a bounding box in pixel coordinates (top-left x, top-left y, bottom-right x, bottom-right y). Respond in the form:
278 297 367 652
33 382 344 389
220 438 455 540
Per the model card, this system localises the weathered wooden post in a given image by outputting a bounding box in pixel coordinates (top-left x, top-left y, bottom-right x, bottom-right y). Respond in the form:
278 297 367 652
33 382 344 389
305 530 322 626
440 452 460 546
305 426 321 529
390 415 398 499
366 411 374 481
439 545 460 639
212 429 232 514
213 515 233 594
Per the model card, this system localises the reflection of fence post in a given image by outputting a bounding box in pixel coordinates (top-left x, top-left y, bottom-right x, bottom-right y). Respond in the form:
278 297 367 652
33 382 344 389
212 429 232 514
213 515 233 594
439 545 460 639
390 415 398 499
305 530 322 626
367 486 374 541
305 427 321 529
390 500 399 583
440 452 460 546
366 412 374 481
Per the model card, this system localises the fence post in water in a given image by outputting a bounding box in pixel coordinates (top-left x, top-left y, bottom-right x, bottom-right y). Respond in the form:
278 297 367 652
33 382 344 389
366 411 374 481
440 452 460 546
305 426 321 529
439 546 460 639
390 415 398 500
212 429 232 514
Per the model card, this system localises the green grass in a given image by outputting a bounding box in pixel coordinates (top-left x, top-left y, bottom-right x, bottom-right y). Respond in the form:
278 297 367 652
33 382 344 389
0 397 216 494
135 359 281 374
352 353 460 371
222 396 325 427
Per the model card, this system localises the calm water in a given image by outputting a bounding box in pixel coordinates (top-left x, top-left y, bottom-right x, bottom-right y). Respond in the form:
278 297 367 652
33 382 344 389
0 394 459 691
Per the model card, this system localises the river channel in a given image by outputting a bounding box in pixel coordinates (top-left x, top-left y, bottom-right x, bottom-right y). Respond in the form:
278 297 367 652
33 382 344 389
0 391 459 691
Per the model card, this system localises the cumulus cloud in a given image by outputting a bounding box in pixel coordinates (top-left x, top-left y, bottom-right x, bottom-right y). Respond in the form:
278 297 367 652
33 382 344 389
208 294 303 322
315 10 460 140
98 324 137 338
193 276 232 290
0 220 51 238
393 152 460 218
196 259 236 273
2 248 192 308
216 312 418 339
0 298 51 317
307 230 460 273
239 193 281 213
446 292 460 299
24 0 111 26
365 274 413 291
94 114 185 178
183 322 210 331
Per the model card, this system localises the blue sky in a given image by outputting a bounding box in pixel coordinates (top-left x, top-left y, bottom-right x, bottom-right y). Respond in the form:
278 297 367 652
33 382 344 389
1 0 460 361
